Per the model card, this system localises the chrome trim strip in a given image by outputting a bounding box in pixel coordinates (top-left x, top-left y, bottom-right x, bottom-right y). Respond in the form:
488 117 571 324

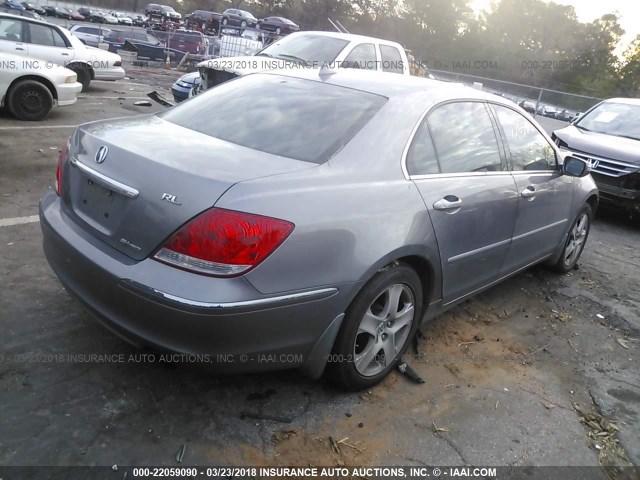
70 157 139 199
448 238 511 264
150 287 339 310
512 219 567 242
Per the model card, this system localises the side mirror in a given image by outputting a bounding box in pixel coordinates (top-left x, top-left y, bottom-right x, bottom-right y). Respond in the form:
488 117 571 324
563 156 590 177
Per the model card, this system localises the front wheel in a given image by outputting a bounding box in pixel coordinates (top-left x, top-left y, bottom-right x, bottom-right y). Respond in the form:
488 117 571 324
275 27 281 35
326 263 422 390
221 17 228 25
7 79 53 121
240 20 247 28
552 204 592 273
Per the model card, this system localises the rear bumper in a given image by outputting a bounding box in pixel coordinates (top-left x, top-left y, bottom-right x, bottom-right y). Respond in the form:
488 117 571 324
93 67 126 81
56 82 82 106
39 192 350 375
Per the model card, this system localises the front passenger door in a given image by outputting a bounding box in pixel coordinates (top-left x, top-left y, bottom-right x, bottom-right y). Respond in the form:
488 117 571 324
490 104 575 273
408 101 519 305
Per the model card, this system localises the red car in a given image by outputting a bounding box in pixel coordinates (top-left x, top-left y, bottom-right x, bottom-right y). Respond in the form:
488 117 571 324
151 29 206 54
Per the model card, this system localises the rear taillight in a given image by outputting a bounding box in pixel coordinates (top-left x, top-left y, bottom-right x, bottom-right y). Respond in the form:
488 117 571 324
113 60 122 67
55 140 69 196
154 208 294 276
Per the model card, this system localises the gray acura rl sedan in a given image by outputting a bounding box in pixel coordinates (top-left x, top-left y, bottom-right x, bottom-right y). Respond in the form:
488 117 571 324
40 70 598 390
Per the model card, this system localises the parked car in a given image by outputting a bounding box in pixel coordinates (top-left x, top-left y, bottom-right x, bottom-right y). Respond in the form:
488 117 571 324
0 52 81 120
171 70 199 102
197 31 410 93
20 1 44 14
0 13 125 90
151 29 205 55
69 24 111 47
554 109 574 122
3 0 24 11
518 100 536 114
40 69 597 390
104 29 182 62
145 3 181 21
258 16 299 35
188 9 221 30
221 8 258 28
110 12 132 25
132 14 146 26
41 5 60 16
552 98 640 218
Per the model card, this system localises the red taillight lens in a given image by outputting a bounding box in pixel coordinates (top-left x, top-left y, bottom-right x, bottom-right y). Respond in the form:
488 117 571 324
154 208 294 276
55 140 69 196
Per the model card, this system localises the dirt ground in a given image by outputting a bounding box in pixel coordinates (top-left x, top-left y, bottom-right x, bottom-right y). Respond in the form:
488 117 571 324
0 73 638 479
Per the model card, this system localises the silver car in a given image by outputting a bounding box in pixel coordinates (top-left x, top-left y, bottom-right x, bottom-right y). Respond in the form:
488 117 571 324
40 70 598 390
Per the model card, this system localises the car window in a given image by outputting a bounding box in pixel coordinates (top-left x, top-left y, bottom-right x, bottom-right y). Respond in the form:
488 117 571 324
259 34 349 65
0 18 23 42
575 101 640 141
146 34 160 44
493 104 557 171
406 120 439 176
380 44 403 73
427 102 503 173
343 43 377 70
161 74 387 164
29 23 66 47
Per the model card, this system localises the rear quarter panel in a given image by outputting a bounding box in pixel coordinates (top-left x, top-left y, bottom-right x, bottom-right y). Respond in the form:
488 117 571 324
215 96 442 308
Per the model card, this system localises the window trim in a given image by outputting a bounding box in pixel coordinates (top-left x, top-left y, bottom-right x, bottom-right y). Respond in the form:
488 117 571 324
488 101 560 173
402 99 508 179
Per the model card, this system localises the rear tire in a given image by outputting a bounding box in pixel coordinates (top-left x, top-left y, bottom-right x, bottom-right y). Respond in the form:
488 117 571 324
240 20 247 28
326 263 422 391
551 204 592 273
7 80 53 121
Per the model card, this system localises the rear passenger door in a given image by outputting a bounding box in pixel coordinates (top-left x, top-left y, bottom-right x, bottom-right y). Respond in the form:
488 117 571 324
407 101 519 304
379 44 405 74
490 103 575 274
25 22 73 66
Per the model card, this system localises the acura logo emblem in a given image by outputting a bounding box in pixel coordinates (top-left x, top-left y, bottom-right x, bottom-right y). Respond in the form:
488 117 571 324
95 146 109 164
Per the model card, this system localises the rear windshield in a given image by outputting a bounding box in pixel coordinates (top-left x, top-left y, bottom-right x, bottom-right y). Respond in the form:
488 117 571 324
160 74 387 163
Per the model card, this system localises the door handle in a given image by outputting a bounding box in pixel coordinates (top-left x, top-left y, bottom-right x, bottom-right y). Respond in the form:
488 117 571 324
521 186 536 200
62 52 69 56
433 196 463 211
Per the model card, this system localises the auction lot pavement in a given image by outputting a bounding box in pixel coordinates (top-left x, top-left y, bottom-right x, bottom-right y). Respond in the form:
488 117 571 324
0 74 639 478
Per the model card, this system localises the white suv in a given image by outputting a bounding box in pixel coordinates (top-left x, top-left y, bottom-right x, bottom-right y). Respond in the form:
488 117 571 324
0 12 125 91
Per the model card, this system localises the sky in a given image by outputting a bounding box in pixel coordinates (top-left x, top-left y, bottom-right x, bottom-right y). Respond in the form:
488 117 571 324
470 0 639 55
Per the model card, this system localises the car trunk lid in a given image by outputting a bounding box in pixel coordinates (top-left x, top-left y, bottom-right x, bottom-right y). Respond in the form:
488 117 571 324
63 115 314 260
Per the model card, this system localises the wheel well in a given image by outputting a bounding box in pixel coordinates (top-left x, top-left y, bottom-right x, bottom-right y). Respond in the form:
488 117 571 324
395 255 434 314
67 62 95 80
586 194 598 215
8 75 57 101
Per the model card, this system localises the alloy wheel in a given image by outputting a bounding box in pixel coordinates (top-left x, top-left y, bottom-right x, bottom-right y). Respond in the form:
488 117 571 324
564 212 589 266
353 284 415 377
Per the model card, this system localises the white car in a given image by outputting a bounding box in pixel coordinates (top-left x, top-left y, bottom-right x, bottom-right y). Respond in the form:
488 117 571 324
197 31 411 92
0 52 81 120
69 25 111 47
110 12 133 25
0 12 125 91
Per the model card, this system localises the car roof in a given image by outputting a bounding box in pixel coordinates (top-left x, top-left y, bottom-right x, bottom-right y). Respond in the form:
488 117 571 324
603 97 640 106
260 69 515 106
292 30 403 47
